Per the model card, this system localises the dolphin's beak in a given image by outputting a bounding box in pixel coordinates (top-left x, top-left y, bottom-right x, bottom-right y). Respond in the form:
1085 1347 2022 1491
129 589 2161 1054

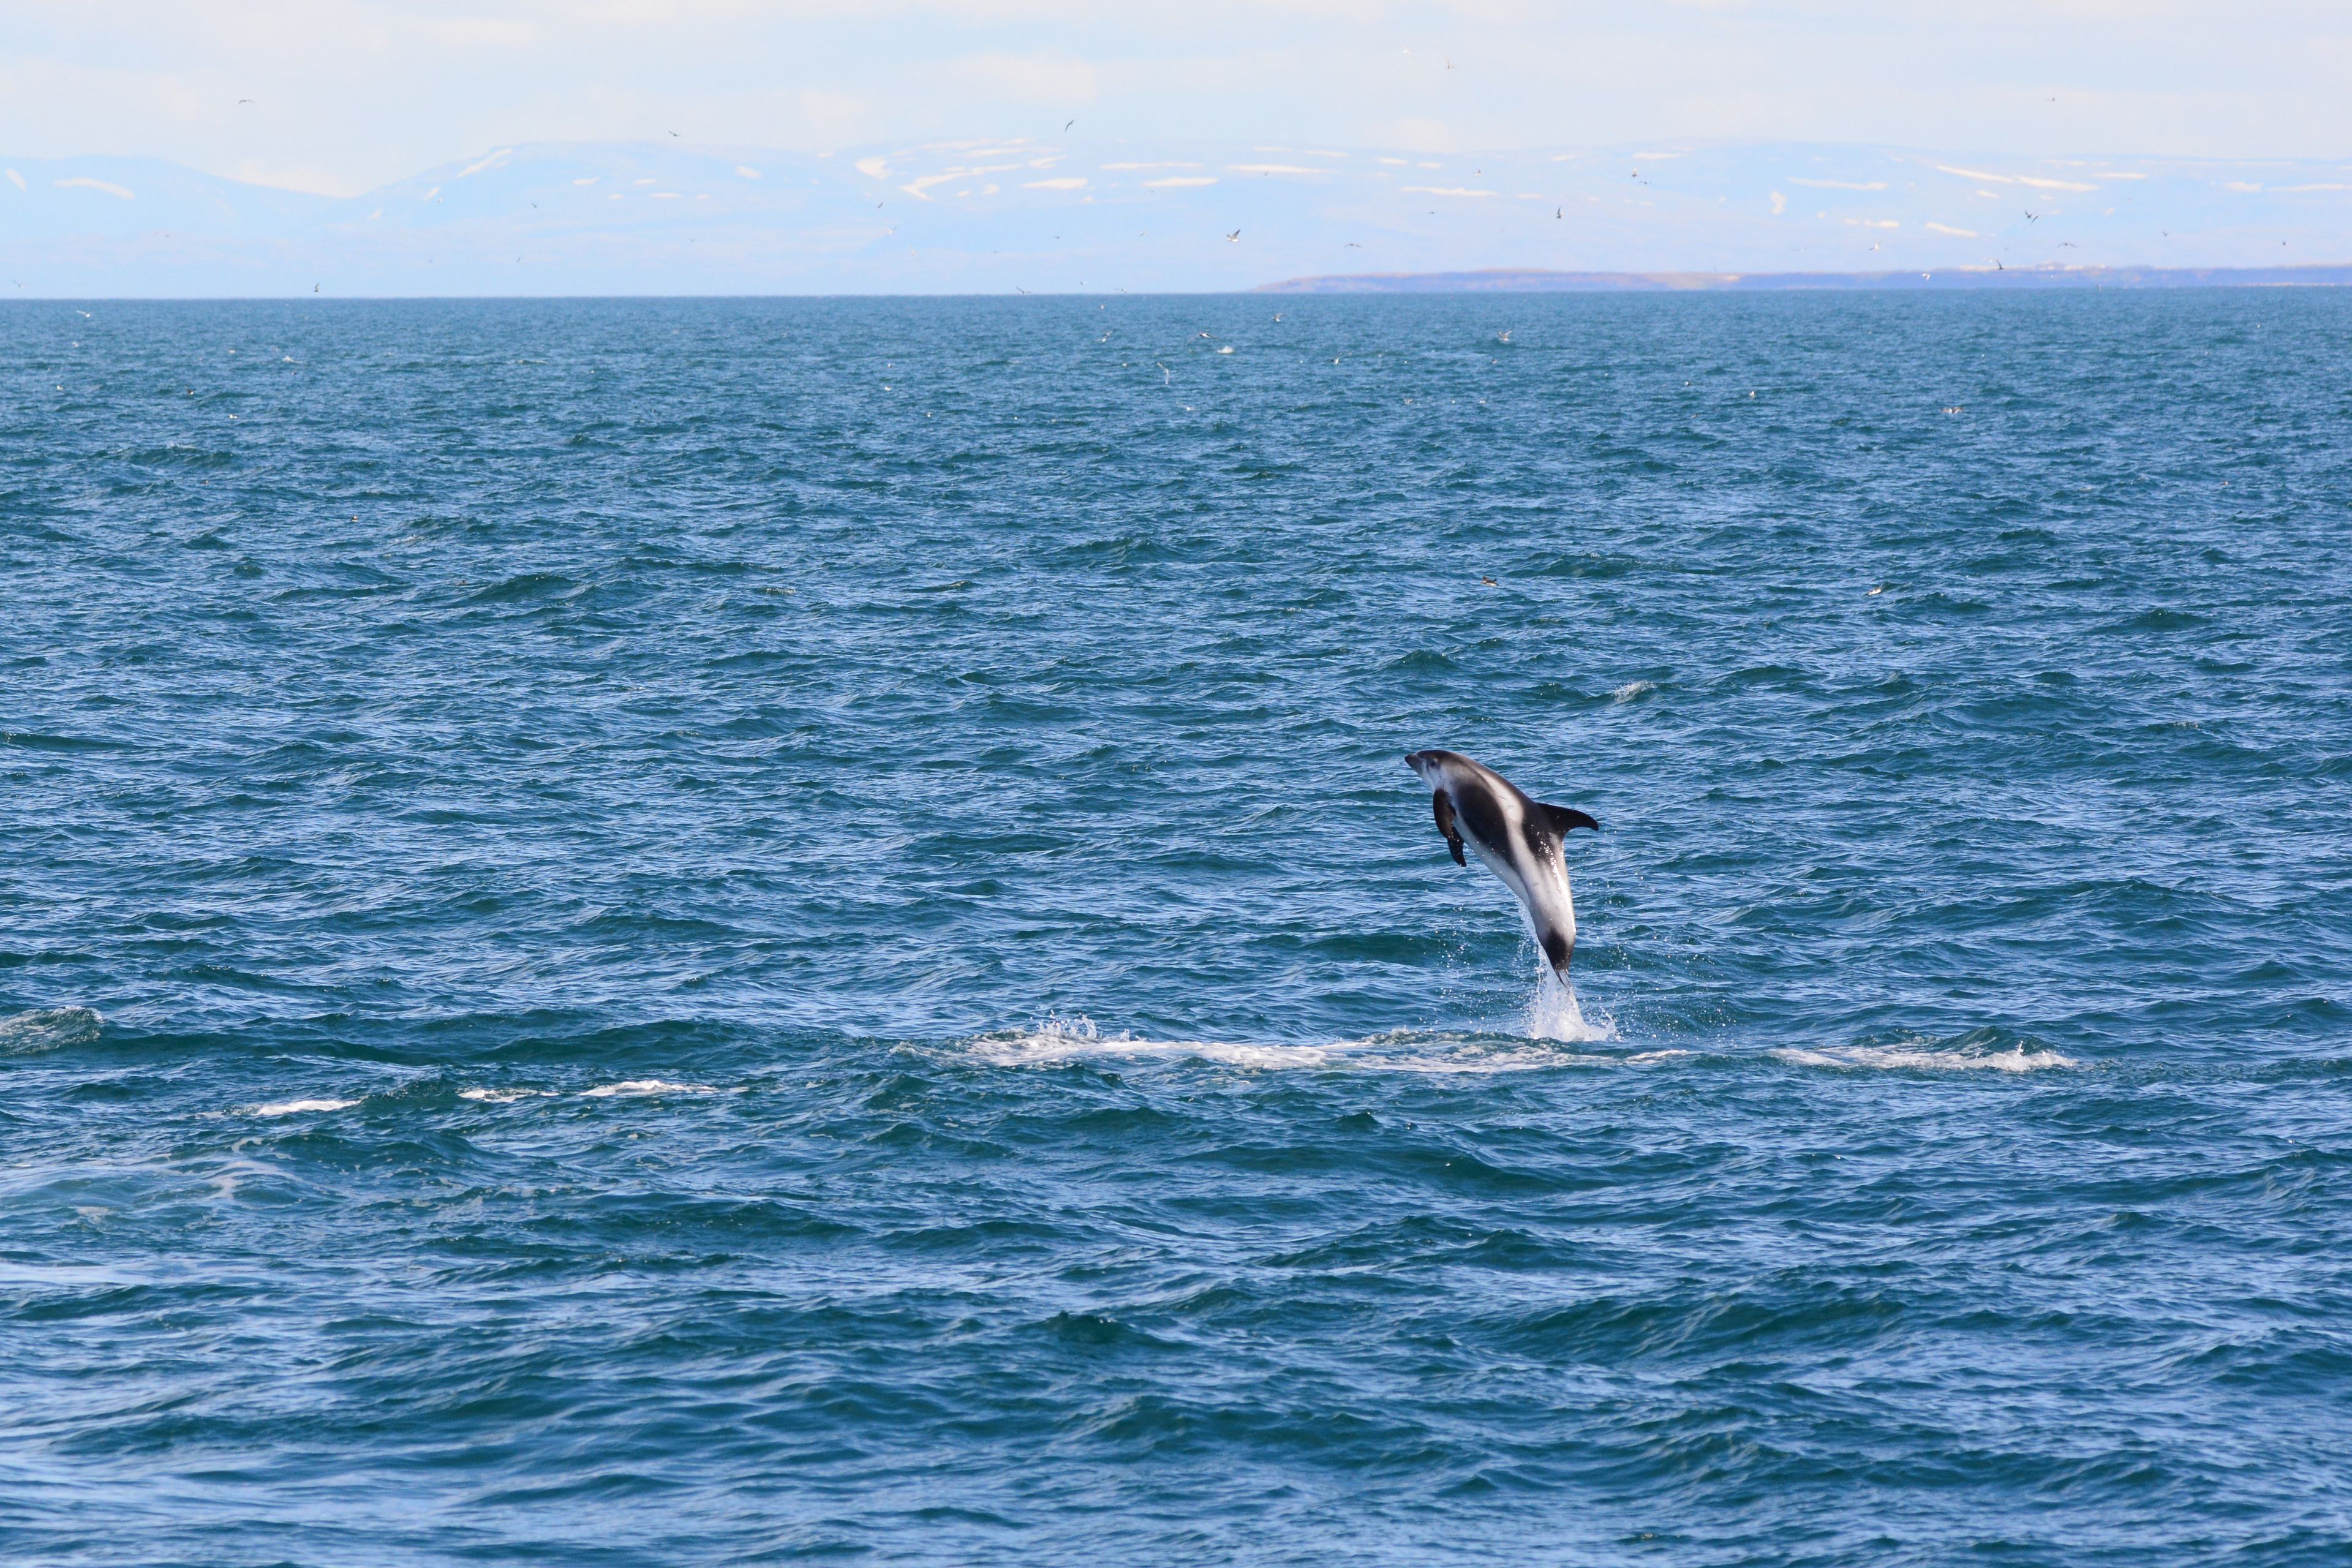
1404 751 1428 780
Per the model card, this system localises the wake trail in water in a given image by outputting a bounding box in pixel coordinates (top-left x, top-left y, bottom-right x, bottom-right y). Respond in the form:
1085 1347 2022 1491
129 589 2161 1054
974 964 1621 1072
970 1016 1619 1074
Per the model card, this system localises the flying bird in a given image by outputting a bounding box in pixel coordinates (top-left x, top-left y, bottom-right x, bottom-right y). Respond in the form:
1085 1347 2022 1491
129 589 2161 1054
2024 210 2040 222
1226 229 1240 242
1064 119 1075 132
237 98 254 105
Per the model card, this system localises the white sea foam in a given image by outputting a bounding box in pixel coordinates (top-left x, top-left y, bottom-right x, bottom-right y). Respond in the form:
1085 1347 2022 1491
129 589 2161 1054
459 1087 551 1104
580 1079 726 1098
1772 1044 2078 1073
251 1097 361 1116
1609 679 1655 703
0 1006 103 1052
971 1016 1619 1075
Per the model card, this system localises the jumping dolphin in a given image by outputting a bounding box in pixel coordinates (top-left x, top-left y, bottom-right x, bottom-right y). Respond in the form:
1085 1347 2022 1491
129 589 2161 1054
1406 749 1598 979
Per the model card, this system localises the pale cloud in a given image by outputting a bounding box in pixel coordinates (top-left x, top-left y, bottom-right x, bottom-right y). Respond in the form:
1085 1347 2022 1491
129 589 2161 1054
1023 176 1086 187
1924 221 1977 235
1401 185 1499 197
1789 177 1887 190
1144 175 1217 187
2 0 2349 197
56 176 134 197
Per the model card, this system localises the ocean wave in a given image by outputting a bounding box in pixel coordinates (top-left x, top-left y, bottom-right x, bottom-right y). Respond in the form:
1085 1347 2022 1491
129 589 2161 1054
458 1087 554 1104
0 1006 104 1053
1771 1042 2079 1073
580 1079 730 1098
251 1096 363 1116
970 1016 1635 1075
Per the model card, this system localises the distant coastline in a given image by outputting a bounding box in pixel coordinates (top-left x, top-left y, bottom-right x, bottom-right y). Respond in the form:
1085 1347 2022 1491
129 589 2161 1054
1255 263 2352 294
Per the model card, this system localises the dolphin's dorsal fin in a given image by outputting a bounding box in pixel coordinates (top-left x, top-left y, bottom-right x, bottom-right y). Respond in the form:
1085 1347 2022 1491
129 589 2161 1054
1432 790 1467 866
1536 802 1599 837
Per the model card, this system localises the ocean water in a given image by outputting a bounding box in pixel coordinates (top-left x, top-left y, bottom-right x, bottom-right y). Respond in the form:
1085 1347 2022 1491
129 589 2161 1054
5 292 2351 1565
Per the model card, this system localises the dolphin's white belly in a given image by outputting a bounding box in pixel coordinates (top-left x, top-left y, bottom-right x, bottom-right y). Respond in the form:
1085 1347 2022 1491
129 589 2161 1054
1469 823 1576 957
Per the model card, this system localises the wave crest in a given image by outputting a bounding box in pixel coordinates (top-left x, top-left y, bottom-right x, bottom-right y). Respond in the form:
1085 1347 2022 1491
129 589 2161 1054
1771 1042 2078 1073
971 1016 1621 1075
0 1006 103 1054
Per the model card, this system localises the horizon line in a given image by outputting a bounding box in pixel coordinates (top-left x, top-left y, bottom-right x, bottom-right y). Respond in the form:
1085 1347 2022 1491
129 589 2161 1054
10 260 2352 304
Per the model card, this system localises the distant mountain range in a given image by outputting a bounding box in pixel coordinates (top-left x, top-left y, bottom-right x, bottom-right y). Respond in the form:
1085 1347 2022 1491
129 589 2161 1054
6 139 2349 296
1258 263 2352 292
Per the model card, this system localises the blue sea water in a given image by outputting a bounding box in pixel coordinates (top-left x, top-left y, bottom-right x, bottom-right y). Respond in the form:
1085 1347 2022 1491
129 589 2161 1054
4 292 2351 1566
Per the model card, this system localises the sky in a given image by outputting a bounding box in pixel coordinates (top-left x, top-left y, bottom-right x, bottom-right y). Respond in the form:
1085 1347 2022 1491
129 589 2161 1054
6 1 2352 198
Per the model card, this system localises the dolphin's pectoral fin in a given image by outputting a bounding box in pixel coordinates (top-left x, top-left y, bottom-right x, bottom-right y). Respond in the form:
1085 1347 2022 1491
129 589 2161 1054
1536 802 1599 837
1432 790 1467 867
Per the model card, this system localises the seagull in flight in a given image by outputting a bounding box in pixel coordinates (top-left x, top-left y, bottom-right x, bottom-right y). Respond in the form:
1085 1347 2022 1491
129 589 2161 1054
1226 229 1240 242
2024 210 2040 222
1064 119 1076 132
237 98 254 105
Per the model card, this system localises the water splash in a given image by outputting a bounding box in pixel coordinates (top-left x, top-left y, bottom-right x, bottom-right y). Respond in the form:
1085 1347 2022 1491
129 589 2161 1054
1525 971 1615 1043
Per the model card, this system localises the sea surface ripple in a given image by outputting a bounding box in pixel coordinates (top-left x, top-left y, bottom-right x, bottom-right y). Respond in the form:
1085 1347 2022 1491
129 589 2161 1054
5 293 2352 1565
